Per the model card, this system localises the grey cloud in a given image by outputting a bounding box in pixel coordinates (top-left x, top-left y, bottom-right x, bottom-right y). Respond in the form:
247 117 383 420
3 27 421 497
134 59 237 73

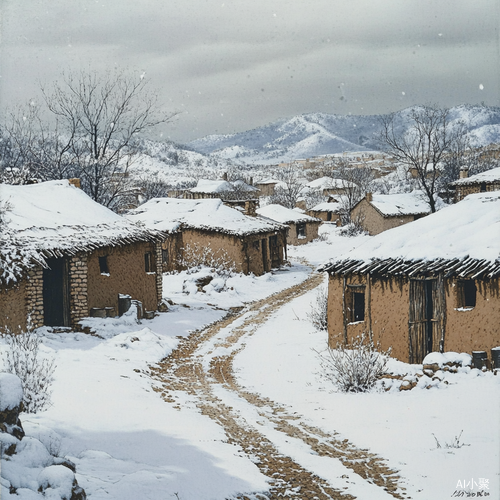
1 0 498 142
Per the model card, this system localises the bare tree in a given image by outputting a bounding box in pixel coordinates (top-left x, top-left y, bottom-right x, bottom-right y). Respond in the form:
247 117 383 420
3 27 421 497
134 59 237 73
268 164 305 208
40 70 178 210
334 159 375 224
378 106 467 212
0 103 79 185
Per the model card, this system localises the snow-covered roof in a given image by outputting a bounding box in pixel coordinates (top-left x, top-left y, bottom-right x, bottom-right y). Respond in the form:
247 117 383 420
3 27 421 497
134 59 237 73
126 198 286 236
451 166 500 186
322 192 500 279
306 177 357 190
0 180 158 285
255 179 279 185
232 179 259 192
309 201 343 213
256 204 321 224
190 179 234 194
365 192 430 216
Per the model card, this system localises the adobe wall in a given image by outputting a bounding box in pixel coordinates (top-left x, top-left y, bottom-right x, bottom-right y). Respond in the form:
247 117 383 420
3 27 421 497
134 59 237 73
0 281 28 334
160 233 183 273
179 228 286 276
180 229 248 273
328 272 500 363
307 210 340 223
327 273 412 362
87 242 159 314
351 200 415 235
286 221 320 246
444 278 500 353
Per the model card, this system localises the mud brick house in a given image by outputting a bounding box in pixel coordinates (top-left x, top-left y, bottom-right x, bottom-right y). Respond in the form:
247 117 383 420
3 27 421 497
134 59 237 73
254 179 279 197
0 180 162 333
321 192 500 364
256 204 321 245
350 192 430 235
126 198 288 276
305 177 358 197
307 198 344 224
184 179 259 200
451 166 500 202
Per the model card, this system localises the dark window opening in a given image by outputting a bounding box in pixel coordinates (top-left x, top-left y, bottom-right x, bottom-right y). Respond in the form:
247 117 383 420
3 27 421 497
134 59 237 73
145 252 154 273
162 249 168 264
458 280 476 308
253 240 260 250
480 182 486 192
346 285 365 323
353 292 365 322
99 256 109 274
297 223 306 238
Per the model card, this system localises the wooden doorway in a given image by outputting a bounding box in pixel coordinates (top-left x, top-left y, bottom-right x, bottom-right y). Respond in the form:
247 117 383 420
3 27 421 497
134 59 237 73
43 257 70 327
269 235 280 268
408 277 445 363
261 238 270 273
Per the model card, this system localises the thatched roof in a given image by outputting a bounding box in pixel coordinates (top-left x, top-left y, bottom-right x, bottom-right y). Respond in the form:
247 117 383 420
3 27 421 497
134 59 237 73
0 180 159 285
322 192 500 279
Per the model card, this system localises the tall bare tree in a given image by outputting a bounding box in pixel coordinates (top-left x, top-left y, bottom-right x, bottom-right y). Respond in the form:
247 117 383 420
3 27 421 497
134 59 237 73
334 158 375 224
378 105 467 212
268 164 305 208
40 70 178 210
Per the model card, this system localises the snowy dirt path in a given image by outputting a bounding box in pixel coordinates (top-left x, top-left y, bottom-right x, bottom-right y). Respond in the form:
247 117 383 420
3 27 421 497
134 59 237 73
150 270 409 500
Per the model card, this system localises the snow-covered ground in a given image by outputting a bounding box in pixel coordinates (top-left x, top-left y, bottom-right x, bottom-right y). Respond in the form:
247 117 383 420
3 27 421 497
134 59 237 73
1 225 499 499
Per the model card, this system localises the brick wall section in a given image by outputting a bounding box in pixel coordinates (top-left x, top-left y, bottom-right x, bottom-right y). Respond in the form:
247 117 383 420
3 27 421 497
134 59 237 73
155 241 163 305
69 254 89 327
25 267 44 329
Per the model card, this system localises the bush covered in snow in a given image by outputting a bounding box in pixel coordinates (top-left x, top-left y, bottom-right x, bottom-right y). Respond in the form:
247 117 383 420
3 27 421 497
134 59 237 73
1 328 56 413
179 243 236 277
318 334 391 393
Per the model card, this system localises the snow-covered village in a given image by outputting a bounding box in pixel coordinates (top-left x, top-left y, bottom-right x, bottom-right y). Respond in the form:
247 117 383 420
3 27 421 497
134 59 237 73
1 2 499 500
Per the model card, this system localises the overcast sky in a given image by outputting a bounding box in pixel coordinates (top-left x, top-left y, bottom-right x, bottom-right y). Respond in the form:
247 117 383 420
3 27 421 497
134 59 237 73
1 0 499 143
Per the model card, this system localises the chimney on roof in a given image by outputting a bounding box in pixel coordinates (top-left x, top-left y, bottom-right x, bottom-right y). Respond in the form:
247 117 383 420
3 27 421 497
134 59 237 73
459 168 469 179
366 192 373 203
69 178 81 189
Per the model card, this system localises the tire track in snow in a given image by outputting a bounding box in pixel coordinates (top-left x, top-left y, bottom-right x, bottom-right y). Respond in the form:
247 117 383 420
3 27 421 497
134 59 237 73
150 270 408 499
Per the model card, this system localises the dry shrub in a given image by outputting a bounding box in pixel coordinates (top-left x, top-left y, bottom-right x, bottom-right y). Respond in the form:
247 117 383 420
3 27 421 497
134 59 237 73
307 287 328 331
2 328 56 413
179 243 236 277
318 333 391 393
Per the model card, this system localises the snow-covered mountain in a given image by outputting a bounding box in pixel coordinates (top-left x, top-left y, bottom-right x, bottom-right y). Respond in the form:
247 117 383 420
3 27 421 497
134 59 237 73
188 105 500 165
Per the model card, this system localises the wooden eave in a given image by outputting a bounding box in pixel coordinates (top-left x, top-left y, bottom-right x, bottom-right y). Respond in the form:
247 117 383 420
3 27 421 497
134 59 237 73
321 256 500 280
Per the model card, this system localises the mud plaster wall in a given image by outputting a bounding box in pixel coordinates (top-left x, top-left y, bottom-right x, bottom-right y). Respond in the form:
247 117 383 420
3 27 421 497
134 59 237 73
87 242 159 313
307 210 340 223
0 281 28 333
351 199 415 235
161 233 183 273
180 229 286 276
327 273 411 362
286 221 320 246
180 229 249 273
444 278 500 353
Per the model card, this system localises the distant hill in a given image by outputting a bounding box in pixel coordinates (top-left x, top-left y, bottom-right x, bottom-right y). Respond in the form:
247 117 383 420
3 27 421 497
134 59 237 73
188 105 500 165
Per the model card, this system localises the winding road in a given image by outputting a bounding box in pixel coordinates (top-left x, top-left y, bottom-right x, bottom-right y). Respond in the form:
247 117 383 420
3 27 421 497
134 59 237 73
150 270 410 500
